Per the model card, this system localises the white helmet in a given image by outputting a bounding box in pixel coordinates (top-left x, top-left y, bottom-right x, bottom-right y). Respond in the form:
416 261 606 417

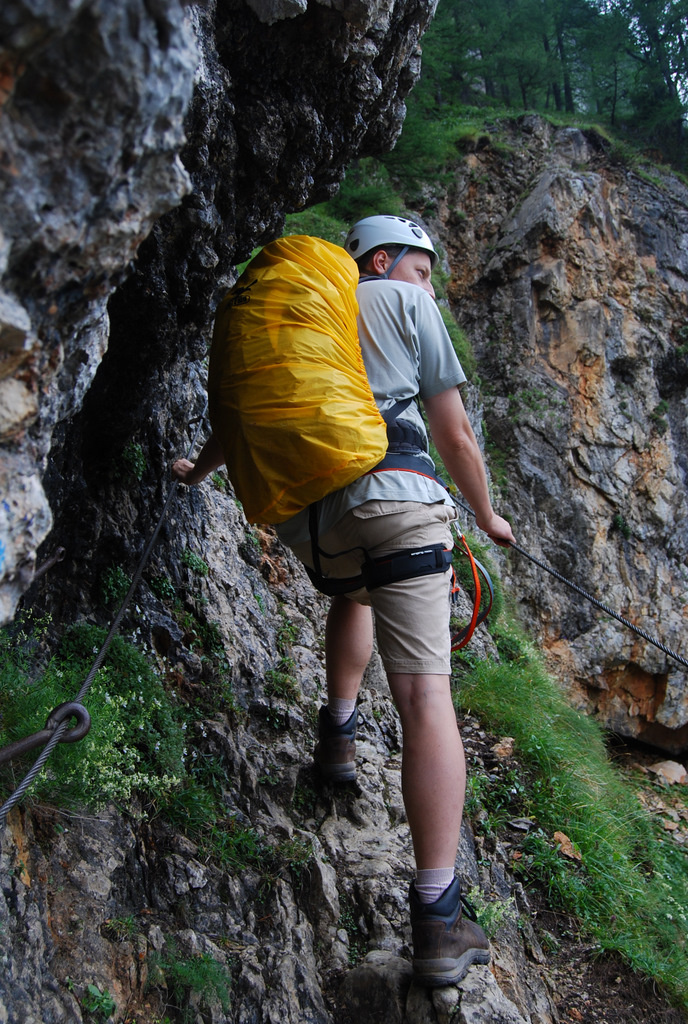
344 215 438 268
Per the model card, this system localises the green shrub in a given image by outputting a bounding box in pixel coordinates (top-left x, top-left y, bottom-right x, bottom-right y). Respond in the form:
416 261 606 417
150 939 231 1021
81 983 116 1020
118 441 146 481
466 886 516 939
0 620 187 809
173 606 224 658
211 471 229 493
650 400 670 435
181 548 209 577
611 513 631 539
99 564 132 607
276 610 299 652
150 573 176 602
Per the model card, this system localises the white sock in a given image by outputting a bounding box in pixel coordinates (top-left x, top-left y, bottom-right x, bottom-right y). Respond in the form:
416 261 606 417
328 698 356 726
414 867 455 904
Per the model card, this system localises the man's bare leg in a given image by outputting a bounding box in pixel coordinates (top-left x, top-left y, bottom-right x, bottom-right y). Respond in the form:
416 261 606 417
325 595 373 702
387 672 465 870
387 671 488 987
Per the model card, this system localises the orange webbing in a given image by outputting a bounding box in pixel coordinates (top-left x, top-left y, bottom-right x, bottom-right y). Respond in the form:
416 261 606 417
451 533 482 651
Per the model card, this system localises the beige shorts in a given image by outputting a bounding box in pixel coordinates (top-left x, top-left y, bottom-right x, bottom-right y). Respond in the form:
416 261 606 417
291 500 458 675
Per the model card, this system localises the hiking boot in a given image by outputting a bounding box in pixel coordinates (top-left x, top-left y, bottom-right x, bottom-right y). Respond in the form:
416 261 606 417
410 877 490 987
313 705 357 782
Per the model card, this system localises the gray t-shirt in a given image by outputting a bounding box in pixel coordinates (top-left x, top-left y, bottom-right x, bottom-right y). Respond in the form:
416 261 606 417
276 278 466 546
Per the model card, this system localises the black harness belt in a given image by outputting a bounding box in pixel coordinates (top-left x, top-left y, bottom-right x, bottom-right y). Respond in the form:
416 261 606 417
361 543 453 591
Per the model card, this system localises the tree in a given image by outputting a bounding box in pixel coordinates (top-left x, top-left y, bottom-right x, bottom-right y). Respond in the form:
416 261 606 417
398 0 688 171
614 0 688 162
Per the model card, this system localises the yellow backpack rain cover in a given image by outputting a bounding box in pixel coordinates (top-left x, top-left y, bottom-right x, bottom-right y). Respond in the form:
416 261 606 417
208 235 388 524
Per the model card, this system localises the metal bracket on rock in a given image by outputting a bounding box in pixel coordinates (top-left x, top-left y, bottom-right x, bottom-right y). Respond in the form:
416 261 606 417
33 546 66 581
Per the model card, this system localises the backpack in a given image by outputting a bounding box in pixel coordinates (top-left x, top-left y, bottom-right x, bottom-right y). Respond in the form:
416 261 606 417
208 235 388 524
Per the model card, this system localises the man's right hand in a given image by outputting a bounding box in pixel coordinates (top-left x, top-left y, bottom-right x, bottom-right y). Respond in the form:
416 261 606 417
475 511 515 548
172 458 199 484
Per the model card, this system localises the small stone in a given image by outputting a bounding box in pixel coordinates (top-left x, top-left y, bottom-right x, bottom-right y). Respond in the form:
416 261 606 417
492 737 515 758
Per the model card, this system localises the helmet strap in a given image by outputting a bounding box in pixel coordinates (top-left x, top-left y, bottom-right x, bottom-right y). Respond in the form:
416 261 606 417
380 245 409 279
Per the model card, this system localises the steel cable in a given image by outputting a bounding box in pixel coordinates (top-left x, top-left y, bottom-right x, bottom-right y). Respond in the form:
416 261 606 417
507 539 688 669
453 498 688 671
0 405 209 827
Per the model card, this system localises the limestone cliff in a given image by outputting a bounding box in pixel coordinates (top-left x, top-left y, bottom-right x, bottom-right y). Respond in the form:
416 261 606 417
0 0 435 621
431 117 688 751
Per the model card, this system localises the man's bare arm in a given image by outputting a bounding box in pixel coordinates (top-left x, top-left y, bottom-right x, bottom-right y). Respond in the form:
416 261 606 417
424 387 515 546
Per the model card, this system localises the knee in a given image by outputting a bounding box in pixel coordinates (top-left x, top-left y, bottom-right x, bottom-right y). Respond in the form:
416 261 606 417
390 674 452 723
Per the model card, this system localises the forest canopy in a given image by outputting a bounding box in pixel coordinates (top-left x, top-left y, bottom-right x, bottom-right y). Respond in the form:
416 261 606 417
405 0 688 170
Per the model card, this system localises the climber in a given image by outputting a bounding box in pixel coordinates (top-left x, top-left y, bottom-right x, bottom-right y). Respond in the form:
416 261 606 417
172 215 515 987
276 215 515 986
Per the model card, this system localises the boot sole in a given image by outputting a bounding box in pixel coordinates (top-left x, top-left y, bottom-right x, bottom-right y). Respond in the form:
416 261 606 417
412 947 491 987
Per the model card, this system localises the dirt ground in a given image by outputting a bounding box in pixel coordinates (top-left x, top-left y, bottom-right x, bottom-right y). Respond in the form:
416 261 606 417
531 902 686 1024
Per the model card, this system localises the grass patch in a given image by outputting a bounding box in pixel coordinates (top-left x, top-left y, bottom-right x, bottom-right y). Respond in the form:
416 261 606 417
454 651 688 1009
484 430 510 499
264 660 300 704
338 895 368 966
325 157 403 224
438 305 477 378
174 604 224 658
162 753 313 887
283 206 349 246
382 111 463 187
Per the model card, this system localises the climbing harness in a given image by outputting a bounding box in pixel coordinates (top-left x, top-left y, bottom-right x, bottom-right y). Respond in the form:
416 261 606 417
0 403 209 828
453 498 688 671
304 408 494 649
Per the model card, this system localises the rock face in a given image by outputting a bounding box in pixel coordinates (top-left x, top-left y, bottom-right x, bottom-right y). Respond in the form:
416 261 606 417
0 0 437 621
434 118 688 751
